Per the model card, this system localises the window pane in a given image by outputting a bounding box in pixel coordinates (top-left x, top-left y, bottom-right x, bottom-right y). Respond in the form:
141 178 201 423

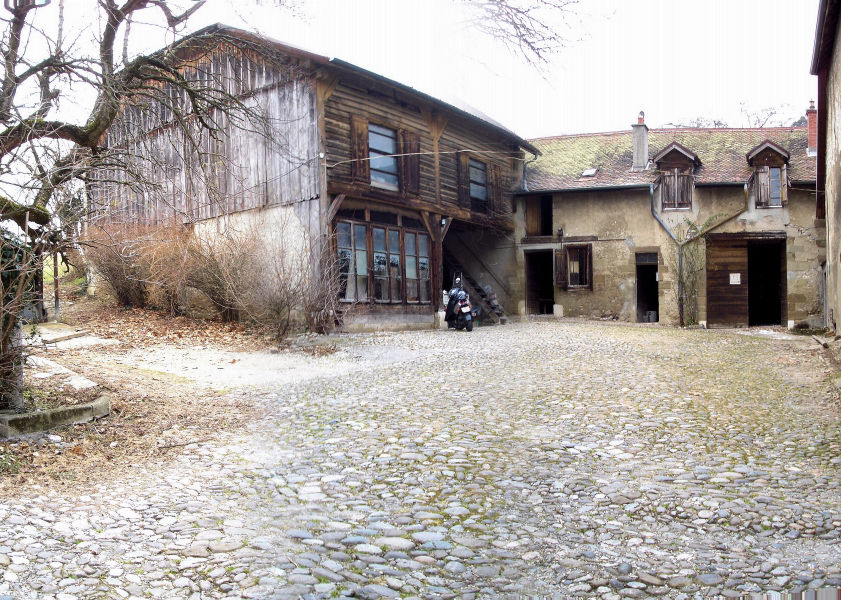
417 234 429 257
370 152 398 175
371 168 399 187
337 222 351 248
369 127 397 154
406 279 418 302
355 250 368 276
388 229 400 253
469 165 487 184
353 224 367 249
374 251 388 301
770 168 782 205
406 259 417 279
470 183 488 200
405 232 416 257
373 252 387 276
373 227 386 252
389 254 401 302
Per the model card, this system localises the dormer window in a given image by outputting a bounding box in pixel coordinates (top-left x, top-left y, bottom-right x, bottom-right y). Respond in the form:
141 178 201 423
653 142 700 211
747 140 789 209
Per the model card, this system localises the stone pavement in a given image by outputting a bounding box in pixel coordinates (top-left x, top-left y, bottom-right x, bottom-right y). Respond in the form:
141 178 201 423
1 321 840 599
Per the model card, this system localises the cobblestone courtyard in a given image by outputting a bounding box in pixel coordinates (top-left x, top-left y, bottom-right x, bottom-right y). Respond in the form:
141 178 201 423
2 321 841 599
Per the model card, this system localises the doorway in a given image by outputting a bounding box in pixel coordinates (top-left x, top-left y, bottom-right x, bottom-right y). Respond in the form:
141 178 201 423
748 240 785 326
525 250 554 314
636 252 659 322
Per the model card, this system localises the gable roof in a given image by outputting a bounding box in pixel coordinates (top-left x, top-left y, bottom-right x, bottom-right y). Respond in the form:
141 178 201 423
524 126 815 192
746 139 790 164
170 24 538 155
653 141 701 166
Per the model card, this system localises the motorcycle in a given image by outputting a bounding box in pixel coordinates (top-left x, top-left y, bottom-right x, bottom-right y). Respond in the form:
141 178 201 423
453 290 476 332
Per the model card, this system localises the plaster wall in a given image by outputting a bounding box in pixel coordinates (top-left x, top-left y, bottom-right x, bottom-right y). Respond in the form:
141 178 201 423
514 184 824 326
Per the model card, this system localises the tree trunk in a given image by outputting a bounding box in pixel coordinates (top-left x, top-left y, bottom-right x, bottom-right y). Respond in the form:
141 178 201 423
0 321 24 412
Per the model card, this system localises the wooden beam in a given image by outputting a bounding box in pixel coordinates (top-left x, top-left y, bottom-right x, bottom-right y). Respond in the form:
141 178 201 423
317 72 341 105
326 193 346 223
441 216 453 240
421 107 448 206
419 210 437 241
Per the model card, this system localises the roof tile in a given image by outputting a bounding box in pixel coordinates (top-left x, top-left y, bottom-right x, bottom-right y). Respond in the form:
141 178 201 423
525 127 815 192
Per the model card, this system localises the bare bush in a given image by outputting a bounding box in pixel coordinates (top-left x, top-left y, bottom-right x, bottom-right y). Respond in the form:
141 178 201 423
302 235 346 334
185 226 263 323
85 228 150 309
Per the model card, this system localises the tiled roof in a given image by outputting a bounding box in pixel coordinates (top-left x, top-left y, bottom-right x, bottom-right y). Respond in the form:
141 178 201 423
525 126 816 192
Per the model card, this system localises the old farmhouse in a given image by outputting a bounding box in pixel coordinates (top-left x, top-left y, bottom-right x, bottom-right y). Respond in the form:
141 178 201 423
94 24 826 331
515 111 823 328
92 24 535 331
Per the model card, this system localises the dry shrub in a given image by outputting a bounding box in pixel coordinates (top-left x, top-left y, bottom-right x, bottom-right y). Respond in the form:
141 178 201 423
85 226 150 308
185 226 262 323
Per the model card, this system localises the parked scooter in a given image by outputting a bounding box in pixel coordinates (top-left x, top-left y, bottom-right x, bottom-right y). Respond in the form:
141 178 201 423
453 290 476 332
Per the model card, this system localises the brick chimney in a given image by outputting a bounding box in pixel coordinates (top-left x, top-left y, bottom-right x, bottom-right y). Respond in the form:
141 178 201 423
807 100 817 156
632 110 648 170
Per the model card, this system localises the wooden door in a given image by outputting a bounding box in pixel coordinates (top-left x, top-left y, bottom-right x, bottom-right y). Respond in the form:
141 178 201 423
706 240 748 327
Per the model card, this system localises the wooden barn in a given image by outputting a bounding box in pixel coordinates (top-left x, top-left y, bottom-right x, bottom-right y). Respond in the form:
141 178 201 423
91 24 537 330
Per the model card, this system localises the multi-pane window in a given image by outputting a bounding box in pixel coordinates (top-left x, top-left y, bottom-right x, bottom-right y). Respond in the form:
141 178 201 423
469 158 488 212
755 166 785 208
369 124 399 189
337 219 430 304
568 246 590 287
769 167 782 206
373 227 402 302
337 222 368 301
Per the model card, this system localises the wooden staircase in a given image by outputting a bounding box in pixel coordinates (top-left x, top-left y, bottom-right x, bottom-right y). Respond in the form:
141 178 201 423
443 247 508 325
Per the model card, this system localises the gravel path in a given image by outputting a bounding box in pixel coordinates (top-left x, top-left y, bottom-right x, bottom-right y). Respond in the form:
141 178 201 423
2 321 840 599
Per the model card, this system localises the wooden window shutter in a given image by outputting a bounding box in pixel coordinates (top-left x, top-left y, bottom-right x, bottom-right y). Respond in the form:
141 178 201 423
661 171 674 209
398 130 420 196
490 163 503 213
525 198 540 236
781 164 789 206
456 151 470 208
587 244 594 290
755 166 770 207
555 248 568 290
678 173 693 208
350 115 370 184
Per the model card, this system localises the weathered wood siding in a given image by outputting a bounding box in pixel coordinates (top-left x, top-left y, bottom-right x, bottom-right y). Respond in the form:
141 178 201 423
706 240 749 327
323 73 521 227
91 41 320 226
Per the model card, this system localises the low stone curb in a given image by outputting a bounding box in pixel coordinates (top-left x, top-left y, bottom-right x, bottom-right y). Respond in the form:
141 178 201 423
0 393 111 438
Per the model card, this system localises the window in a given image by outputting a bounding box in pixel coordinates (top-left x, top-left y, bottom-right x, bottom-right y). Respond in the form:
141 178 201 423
350 116 420 195
373 227 402 302
337 221 368 302
661 168 692 210
754 165 786 208
469 158 488 213
368 124 399 190
556 244 593 291
337 218 430 304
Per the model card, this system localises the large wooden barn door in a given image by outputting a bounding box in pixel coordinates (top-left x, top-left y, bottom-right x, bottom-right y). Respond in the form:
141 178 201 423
706 240 749 327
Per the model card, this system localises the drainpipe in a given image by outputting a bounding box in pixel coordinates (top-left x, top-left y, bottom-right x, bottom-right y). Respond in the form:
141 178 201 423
650 183 685 325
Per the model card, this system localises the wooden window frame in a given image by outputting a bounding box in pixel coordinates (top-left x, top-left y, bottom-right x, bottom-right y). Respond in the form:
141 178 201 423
468 158 489 213
754 165 787 208
350 115 420 196
555 243 593 291
335 217 431 305
661 168 693 210
368 123 400 191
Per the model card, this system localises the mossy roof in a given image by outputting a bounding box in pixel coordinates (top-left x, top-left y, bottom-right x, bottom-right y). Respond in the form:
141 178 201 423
525 126 815 191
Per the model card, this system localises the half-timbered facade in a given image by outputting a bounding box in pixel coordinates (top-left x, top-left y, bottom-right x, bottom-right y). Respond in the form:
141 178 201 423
515 110 824 328
92 24 535 330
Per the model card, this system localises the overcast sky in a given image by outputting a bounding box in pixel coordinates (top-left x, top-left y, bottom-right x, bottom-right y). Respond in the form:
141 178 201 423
39 0 820 139
177 0 819 138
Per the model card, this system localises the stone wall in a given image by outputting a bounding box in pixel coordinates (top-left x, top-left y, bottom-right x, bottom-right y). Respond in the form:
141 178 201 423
824 14 841 330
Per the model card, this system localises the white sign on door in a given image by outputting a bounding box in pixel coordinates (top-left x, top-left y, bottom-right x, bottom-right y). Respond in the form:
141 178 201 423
729 273 741 285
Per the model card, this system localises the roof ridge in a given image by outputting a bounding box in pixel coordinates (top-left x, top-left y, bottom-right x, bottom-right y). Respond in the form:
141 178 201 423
530 125 807 143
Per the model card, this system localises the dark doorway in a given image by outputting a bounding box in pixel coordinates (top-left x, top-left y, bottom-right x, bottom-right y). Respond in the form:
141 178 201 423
525 250 554 314
636 253 659 322
748 240 785 326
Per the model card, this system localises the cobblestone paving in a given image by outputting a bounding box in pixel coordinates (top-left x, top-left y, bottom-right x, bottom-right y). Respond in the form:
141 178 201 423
2 321 841 599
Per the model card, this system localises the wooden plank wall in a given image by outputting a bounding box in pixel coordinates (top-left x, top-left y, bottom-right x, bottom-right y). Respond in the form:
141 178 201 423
90 41 320 227
323 74 519 224
706 241 749 326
